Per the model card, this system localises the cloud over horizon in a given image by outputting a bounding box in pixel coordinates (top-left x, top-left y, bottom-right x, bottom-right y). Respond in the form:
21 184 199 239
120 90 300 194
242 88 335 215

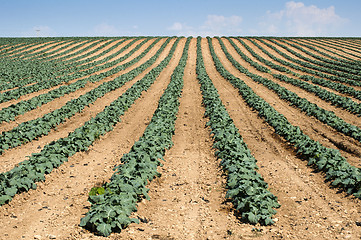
168 14 243 36
168 1 348 37
260 1 348 36
94 23 120 36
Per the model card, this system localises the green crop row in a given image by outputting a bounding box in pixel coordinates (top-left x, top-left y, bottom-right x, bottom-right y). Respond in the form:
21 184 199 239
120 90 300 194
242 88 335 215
226 37 361 115
198 37 280 225
0 39 85 83
294 38 361 63
0 38 159 124
0 37 153 103
216 37 361 145
0 38 172 154
269 38 361 77
207 37 361 199
0 38 130 91
0 37 180 207
80 37 190 237
316 39 361 59
281 39 361 71
234 38 361 102
250 38 361 87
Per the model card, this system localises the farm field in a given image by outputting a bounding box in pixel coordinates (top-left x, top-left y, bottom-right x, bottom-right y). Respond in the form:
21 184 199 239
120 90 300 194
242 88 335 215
0 36 361 239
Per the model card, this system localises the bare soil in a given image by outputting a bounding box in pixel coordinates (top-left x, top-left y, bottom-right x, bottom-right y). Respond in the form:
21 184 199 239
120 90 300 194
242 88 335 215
0 37 361 240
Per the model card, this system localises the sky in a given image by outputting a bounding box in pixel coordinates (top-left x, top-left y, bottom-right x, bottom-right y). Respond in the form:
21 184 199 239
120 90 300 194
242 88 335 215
0 0 360 37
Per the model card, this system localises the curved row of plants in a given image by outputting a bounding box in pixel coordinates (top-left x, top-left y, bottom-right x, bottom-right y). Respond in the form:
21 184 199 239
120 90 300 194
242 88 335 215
237 38 361 101
0 39 116 89
0 37 85 57
334 39 361 48
317 39 361 59
215 37 361 144
0 38 91 61
227 37 361 115
296 38 361 63
0 39 86 79
280 39 361 71
0 38 175 154
197 37 280 226
0 38 132 91
268 38 361 76
80 37 190 237
0 41 72 86
1 38 133 90
0 37 181 207
17 39 87 60
48 39 119 66
1 38 67 59
272 73 361 116
207 37 361 199
10 37 108 61
0 40 42 56
30 39 108 62
0 37 154 103
247 38 361 87
0 38 161 124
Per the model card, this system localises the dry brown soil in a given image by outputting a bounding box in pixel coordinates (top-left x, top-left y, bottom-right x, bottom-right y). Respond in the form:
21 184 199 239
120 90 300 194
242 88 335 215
0 37 360 240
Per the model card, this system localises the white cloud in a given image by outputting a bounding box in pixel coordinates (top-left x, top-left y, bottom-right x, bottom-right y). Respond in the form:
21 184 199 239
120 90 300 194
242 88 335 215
201 15 242 36
259 1 348 36
167 15 243 36
168 22 184 31
94 23 119 36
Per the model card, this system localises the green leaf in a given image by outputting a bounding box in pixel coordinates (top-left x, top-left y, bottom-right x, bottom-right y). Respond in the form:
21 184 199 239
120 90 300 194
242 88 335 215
89 187 105 196
0 195 12 205
79 215 90 227
247 212 258 224
96 223 112 237
4 187 17 197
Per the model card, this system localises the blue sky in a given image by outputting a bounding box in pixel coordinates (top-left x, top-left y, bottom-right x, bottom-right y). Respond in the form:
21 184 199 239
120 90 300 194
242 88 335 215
1 0 360 37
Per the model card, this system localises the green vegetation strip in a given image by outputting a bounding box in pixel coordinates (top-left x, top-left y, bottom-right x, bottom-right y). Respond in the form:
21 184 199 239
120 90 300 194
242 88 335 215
0 37 151 103
0 38 158 124
295 38 361 63
80 37 190 237
198 37 280 225
283 39 361 71
0 37 180 207
232 38 361 103
216 37 361 142
208 37 361 199
249 38 361 87
270 38 361 77
0 37 170 154
0 37 132 92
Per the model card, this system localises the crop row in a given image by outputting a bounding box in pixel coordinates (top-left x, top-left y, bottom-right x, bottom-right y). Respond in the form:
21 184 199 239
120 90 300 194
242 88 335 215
0 38 132 91
250 38 361 87
0 39 87 83
295 39 361 62
280 39 361 71
0 38 173 154
196 37 280 226
0 37 180 206
0 37 154 103
207 37 361 199
316 39 361 59
216 37 361 143
80 37 190 237
267 38 361 77
0 38 157 125
226 38 361 115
